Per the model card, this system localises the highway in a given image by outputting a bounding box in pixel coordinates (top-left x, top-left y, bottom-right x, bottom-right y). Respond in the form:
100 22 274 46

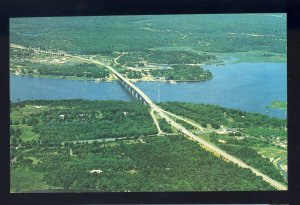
83 55 287 190
277 157 287 181
11 44 287 190
160 109 205 132
150 108 163 135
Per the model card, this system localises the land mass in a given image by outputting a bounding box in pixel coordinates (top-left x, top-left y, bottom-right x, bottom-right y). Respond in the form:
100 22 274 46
267 101 287 110
10 44 214 83
10 100 287 192
10 15 286 82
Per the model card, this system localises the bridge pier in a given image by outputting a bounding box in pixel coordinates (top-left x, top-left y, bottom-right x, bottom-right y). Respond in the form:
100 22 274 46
117 77 149 105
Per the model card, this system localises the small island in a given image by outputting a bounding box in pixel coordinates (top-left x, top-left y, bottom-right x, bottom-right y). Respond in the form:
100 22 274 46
267 101 287 110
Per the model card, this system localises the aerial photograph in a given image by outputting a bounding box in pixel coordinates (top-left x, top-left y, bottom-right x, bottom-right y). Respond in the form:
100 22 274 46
10 14 287 192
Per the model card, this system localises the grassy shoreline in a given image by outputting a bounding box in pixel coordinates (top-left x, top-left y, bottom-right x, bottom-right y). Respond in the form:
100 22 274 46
267 101 287 110
214 50 286 64
10 72 213 83
10 73 113 82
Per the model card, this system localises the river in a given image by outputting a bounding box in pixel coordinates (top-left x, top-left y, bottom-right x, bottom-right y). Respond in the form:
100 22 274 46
10 62 287 119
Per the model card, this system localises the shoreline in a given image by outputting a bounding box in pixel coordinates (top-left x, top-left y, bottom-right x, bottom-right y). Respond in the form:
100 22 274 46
213 50 286 64
10 72 213 84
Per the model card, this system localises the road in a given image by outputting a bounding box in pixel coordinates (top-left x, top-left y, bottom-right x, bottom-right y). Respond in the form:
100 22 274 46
150 108 163 135
276 157 287 181
84 56 287 190
61 134 161 145
160 109 205 132
114 52 126 65
11 44 287 190
156 108 287 190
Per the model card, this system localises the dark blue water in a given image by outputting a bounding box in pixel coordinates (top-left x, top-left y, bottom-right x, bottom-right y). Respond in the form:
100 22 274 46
10 62 287 118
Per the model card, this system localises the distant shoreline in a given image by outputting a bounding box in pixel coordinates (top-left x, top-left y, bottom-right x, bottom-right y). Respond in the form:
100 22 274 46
9 72 213 84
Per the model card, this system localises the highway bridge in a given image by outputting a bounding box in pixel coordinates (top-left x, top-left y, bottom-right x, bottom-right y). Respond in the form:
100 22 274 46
11 44 287 190
84 57 287 191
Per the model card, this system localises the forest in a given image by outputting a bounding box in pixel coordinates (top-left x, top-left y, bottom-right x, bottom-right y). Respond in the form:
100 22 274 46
10 48 110 80
209 133 286 183
117 50 217 66
10 14 286 83
10 100 157 144
11 134 275 192
150 65 212 81
10 100 286 192
10 15 286 55
159 102 287 136
158 102 287 183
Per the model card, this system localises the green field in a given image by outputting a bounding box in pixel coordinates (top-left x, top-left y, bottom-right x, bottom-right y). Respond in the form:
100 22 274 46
216 50 286 63
11 168 60 192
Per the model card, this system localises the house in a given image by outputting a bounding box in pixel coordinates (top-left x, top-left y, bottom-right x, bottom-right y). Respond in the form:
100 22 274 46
89 169 103 174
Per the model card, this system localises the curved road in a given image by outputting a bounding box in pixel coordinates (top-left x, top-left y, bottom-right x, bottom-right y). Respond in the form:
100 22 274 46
150 108 163 135
277 157 287 181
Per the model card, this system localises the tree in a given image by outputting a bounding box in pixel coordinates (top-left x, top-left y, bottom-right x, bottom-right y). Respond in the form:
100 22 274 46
26 117 38 126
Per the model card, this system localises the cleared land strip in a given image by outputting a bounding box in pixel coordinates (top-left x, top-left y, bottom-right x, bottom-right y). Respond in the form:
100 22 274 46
11 44 287 190
61 134 161 145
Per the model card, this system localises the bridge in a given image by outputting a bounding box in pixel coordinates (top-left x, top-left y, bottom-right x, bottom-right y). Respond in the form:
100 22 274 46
82 57 287 191
11 44 287 190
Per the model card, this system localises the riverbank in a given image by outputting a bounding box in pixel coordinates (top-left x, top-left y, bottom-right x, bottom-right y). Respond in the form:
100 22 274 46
10 72 113 82
10 72 213 84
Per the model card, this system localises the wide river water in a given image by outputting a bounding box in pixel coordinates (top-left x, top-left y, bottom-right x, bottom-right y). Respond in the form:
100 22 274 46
10 62 287 119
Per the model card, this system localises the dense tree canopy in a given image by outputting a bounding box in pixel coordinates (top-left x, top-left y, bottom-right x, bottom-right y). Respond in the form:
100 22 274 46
10 100 286 192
